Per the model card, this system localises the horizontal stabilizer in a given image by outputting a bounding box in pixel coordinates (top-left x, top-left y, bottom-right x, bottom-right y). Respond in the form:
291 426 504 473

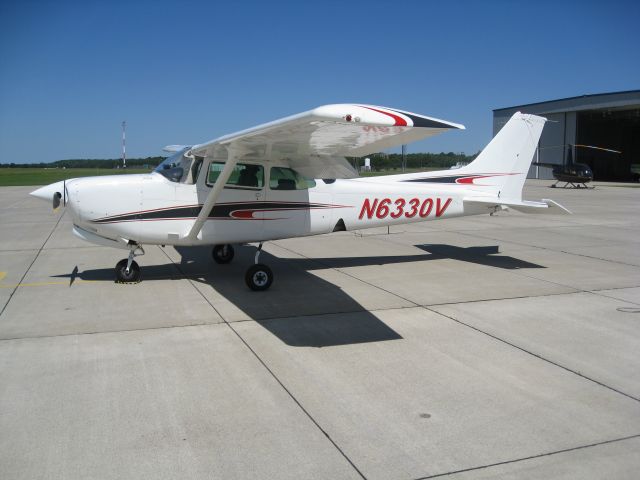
464 197 571 215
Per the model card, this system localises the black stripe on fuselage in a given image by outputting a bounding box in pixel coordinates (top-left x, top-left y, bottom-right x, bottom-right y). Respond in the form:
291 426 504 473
91 202 336 223
402 175 467 184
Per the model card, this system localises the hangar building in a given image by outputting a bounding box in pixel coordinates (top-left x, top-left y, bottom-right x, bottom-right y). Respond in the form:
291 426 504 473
493 90 640 181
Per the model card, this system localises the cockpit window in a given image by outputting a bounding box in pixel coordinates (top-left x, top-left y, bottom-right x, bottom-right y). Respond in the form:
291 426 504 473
191 157 204 182
207 162 264 189
155 148 195 183
269 167 316 190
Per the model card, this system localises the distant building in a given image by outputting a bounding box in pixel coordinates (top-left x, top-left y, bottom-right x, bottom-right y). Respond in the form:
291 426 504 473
493 90 640 181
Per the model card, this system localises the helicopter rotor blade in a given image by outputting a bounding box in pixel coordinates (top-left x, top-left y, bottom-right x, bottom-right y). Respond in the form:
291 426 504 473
574 144 621 154
538 143 621 154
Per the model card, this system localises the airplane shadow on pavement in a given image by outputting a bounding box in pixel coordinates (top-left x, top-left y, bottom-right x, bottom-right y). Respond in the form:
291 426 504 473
53 243 543 347
175 243 544 348
414 244 546 270
173 245 402 348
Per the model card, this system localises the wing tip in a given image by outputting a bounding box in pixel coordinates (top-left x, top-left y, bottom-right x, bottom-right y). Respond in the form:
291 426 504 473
312 104 464 130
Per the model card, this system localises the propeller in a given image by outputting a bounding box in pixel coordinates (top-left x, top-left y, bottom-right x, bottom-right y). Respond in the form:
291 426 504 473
51 180 67 212
30 179 69 212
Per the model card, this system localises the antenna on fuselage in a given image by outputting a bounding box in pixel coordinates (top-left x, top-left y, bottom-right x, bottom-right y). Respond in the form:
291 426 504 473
121 120 127 169
401 144 407 172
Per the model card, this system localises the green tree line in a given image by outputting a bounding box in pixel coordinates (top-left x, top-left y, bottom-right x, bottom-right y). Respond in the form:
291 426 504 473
0 157 166 168
359 152 478 171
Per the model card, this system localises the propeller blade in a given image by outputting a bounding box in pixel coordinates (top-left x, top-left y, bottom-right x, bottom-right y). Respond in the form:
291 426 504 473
53 192 62 211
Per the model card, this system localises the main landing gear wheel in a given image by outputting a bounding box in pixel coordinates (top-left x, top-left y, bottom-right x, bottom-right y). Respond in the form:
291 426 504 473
212 244 234 264
245 264 273 291
115 259 141 283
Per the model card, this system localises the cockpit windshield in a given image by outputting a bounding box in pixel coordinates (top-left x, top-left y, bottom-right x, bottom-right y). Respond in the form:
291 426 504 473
154 147 200 184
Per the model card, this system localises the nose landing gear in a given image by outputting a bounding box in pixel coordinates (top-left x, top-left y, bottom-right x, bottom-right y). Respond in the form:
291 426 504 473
115 244 145 283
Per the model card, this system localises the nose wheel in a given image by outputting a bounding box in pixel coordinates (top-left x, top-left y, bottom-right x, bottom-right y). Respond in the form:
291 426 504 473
244 243 273 291
115 259 141 283
115 244 144 284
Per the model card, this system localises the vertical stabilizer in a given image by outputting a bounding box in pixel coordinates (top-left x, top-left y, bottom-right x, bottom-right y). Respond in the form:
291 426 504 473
460 112 546 201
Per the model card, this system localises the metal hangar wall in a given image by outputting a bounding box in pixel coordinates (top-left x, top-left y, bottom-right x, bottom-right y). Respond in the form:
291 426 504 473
493 90 640 181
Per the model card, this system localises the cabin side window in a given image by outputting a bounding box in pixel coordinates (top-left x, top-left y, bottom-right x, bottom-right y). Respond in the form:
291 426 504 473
206 162 264 189
269 167 316 190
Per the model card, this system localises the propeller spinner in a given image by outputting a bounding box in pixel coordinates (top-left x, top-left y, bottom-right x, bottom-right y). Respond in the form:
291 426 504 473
30 180 67 212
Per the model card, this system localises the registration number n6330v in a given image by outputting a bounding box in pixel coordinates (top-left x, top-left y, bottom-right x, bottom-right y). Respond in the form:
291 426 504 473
358 197 452 220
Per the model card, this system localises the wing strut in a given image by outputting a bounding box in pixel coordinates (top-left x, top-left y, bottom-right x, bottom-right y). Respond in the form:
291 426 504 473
187 144 243 240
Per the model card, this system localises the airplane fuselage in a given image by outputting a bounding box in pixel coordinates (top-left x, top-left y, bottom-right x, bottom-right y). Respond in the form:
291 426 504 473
63 168 487 249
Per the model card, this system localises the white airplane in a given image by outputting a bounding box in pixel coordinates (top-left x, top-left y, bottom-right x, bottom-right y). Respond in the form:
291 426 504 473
31 104 569 290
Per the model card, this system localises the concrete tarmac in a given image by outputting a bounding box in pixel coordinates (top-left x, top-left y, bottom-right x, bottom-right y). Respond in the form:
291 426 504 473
0 180 639 479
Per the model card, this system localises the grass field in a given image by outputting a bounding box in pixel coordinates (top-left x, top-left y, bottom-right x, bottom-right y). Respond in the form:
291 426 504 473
0 168 154 186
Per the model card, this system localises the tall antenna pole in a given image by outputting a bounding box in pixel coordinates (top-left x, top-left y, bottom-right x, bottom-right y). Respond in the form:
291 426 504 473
121 120 126 168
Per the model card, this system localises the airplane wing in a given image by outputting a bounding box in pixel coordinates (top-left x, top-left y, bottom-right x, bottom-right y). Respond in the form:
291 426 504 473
190 104 465 179
186 104 464 240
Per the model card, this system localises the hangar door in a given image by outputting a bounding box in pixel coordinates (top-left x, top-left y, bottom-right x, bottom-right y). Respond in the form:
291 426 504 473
576 108 640 181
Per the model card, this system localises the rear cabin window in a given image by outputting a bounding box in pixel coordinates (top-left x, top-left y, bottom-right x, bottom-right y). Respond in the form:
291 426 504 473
207 163 264 189
269 167 316 190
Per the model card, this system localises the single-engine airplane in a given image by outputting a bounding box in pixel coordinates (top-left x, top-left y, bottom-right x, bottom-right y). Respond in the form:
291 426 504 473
31 105 569 290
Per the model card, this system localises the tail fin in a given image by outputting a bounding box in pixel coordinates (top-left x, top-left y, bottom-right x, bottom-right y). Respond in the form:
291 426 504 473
459 112 546 201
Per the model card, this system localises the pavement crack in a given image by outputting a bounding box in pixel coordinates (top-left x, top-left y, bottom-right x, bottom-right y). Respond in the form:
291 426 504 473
0 321 220 342
159 246 369 480
0 211 65 318
412 433 640 479
454 229 640 268
587 288 640 306
426 306 640 403
273 242 419 308
421 285 640 308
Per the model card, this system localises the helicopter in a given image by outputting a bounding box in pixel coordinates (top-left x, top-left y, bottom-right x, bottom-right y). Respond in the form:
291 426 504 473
533 144 621 188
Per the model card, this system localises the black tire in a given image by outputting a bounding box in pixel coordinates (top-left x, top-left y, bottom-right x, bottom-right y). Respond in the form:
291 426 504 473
115 259 141 283
245 264 273 291
212 244 234 264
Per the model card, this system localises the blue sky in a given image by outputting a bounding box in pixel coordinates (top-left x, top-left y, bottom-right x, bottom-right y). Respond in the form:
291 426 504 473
1 0 638 163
